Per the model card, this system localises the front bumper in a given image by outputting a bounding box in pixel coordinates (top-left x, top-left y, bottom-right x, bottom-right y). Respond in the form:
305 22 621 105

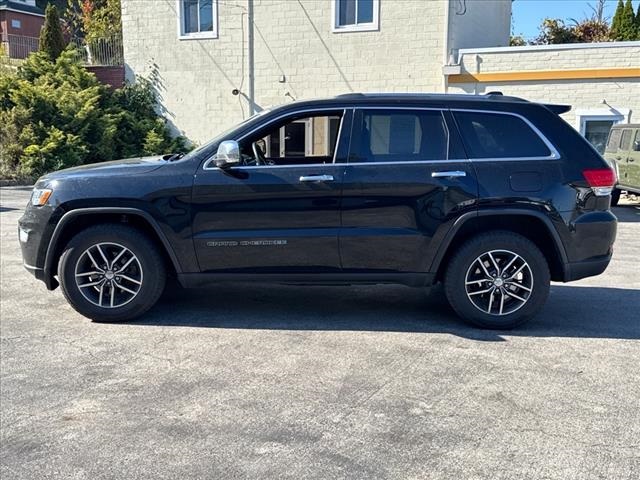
18 204 59 290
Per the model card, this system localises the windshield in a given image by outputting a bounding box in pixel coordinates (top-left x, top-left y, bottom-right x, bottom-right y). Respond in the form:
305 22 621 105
178 108 272 162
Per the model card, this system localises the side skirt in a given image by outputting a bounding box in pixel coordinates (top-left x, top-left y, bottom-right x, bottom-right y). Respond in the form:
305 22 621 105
177 272 435 288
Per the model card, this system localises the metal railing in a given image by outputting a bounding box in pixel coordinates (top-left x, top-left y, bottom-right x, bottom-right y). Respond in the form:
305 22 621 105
1 34 39 60
70 36 124 66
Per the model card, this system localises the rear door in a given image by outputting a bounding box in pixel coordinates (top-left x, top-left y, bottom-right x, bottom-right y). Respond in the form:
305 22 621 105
339 108 478 274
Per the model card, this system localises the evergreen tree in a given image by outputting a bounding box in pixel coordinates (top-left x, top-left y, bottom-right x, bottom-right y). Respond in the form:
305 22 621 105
620 0 636 40
635 3 640 39
39 5 67 61
611 0 625 39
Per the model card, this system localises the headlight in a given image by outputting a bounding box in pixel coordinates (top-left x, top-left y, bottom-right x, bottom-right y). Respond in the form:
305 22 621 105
31 188 52 206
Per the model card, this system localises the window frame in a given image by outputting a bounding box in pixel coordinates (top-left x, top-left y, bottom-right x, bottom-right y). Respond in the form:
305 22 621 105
332 0 380 33
202 108 350 170
452 109 560 162
176 0 218 40
350 108 452 163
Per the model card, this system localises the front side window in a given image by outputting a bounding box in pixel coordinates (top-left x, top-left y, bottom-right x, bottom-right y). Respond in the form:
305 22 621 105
352 110 449 162
333 0 379 32
178 0 217 39
239 112 344 166
454 111 552 159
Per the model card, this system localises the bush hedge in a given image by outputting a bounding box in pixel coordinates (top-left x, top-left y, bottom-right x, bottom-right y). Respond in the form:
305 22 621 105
0 48 190 180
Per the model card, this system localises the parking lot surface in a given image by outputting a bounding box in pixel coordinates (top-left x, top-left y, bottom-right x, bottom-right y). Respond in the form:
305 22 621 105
1 186 639 479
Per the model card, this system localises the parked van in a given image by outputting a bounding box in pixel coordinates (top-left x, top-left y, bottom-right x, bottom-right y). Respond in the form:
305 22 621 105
604 124 640 205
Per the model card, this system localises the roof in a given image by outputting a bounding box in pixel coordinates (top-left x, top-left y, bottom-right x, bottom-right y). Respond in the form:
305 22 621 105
0 0 44 16
266 92 570 115
610 124 640 128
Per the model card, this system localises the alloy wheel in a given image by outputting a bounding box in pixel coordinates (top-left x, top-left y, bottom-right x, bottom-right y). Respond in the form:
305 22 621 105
74 242 143 308
464 249 533 316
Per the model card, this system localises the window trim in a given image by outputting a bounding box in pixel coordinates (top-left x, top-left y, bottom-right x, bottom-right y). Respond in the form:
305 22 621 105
451 108 560 162
331 0 380 33
202 108 348 170
352 108 452 163
176 0 218 40
202 106 562 171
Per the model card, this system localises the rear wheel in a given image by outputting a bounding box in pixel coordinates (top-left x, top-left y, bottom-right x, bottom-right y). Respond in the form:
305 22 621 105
444 231 550 329
58 224 166 322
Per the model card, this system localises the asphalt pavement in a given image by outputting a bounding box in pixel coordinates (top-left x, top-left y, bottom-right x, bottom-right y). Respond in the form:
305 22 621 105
1 186 639 479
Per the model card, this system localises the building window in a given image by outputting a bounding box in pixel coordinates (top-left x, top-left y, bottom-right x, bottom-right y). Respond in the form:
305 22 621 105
11 19 22 29
178 0 217 40
332 0 379 33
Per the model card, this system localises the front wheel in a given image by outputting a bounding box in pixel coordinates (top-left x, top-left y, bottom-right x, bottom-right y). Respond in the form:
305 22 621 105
58 224 166 322
444 231 550 329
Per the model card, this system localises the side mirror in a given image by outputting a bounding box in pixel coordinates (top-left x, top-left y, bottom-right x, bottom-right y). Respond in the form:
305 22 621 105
212 140 241 168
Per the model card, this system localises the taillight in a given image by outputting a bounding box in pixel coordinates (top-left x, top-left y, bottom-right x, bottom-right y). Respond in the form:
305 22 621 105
582 168 617 196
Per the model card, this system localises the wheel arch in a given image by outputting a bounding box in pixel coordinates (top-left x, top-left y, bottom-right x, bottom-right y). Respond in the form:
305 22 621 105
431 209 569 282
44 207 182 290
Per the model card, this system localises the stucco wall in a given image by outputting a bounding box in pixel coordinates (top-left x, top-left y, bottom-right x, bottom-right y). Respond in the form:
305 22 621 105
446 0 510 53
122 0 452 144
447 43 640 128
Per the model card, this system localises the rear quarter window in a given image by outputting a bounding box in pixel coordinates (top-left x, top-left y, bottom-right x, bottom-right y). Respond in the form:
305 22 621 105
453 111 552 159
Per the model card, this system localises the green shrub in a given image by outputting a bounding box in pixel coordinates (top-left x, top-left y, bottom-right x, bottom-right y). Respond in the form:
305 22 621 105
0 49 191 180
39 5 67 61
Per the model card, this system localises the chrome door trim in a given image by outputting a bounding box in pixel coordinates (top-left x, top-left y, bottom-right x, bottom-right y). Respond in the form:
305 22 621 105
431 171 467 178
450 108 561 161
299 175 334 182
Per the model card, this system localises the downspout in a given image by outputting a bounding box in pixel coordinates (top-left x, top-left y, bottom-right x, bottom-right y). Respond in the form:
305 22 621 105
442 0 451 93
247 0 255 115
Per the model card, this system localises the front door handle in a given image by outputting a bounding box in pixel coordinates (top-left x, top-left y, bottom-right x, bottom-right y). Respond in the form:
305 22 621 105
299 175 334 182
431 171 467 178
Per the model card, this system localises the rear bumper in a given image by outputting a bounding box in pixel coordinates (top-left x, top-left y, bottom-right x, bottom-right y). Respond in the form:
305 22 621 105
563 255 612 282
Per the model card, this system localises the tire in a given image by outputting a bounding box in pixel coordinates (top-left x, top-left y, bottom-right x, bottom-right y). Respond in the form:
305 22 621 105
611 189 621 207
58 224 166 322
444 231 550 329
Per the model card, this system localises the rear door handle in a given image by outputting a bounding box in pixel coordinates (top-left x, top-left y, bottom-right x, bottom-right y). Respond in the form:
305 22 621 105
299 175 334 182
431 171 467 178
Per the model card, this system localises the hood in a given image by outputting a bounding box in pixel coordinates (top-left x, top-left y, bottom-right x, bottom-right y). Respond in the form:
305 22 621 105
40 155 169 182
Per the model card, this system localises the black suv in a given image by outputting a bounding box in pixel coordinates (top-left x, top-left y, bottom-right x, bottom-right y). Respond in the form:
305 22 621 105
19 93 617 328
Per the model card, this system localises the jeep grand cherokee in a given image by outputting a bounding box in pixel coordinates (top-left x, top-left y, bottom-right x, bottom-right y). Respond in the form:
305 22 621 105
19 93 617 329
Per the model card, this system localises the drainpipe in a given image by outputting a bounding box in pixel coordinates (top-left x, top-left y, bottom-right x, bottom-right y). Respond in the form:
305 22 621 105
247 0 255 115
442 0 451 93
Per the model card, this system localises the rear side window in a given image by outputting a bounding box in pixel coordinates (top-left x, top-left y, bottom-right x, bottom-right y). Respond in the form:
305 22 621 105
606 129 622 153
620 129 632 151
454 111 552 159
353 109 449 162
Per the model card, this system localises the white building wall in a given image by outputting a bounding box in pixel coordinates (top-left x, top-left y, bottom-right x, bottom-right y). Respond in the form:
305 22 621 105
447 43 640 129
122 0 451 144
446 0 511 53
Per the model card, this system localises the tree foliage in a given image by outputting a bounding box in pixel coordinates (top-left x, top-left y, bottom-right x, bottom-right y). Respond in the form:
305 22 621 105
0 50 191 180
611 0 638 40
64 0 122 41
39 5 67 61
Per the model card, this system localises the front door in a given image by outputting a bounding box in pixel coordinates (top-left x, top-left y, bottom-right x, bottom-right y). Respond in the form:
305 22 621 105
191 109 351 273
339 108 478 273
